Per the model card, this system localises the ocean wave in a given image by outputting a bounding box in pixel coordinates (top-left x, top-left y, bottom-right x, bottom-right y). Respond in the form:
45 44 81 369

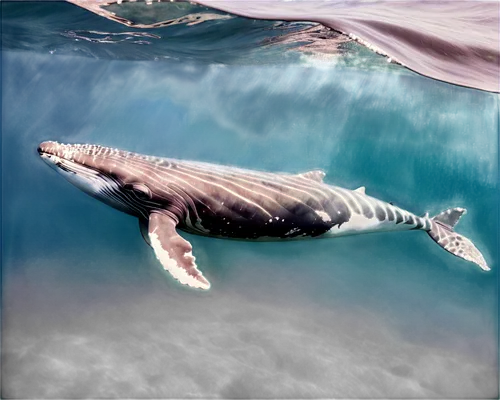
3 2 355 64
1 1 498 91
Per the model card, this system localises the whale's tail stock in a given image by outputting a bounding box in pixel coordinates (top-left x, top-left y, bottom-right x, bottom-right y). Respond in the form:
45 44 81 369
427 207 489 271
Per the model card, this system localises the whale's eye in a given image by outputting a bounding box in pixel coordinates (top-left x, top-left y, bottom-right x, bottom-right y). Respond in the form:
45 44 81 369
124 183 152 200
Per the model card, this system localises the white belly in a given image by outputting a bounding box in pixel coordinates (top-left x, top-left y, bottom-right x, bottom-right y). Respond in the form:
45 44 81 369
323 212 410 238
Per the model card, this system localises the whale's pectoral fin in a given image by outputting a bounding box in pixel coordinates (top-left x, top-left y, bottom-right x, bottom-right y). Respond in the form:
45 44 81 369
148 212 211 290
296 170 326 182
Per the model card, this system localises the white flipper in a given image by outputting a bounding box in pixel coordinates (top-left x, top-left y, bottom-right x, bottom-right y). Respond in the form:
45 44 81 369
354 186 366 194
297 170 325 182
148 212 211 290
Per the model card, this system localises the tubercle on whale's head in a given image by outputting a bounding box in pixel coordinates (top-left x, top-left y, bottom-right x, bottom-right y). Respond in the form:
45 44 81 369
37 140 131 176
37 140 157 187
37 141 152 216
38 140 116 182
37 141 122 162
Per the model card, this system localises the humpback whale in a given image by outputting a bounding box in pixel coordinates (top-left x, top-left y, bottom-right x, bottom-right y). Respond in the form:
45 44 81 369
38 141 489 290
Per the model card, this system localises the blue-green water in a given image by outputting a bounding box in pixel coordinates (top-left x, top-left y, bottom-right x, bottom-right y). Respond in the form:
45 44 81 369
1 2 499 398
0 0 500 399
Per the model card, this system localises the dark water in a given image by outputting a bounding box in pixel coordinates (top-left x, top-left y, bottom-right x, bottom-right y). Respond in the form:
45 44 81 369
1 1 499 398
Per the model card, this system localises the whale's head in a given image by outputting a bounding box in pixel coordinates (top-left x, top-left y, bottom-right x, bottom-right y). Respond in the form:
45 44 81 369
38 141 155 218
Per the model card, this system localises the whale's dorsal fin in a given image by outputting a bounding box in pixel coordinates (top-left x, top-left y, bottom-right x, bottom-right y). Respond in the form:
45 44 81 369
148 212 210 290
297 170 325 183
354 186 366 194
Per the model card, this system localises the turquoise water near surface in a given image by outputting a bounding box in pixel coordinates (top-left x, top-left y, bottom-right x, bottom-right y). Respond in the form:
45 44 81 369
1 2 498 398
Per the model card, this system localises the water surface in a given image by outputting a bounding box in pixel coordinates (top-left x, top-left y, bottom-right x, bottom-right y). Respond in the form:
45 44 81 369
1 0 500 92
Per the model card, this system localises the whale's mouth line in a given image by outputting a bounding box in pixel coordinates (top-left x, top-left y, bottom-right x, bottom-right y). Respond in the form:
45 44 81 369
39 151 60 163
40 152 75 174
39 151 102 178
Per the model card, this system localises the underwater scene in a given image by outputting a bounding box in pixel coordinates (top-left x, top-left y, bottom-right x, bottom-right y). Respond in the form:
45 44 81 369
1 0 499 398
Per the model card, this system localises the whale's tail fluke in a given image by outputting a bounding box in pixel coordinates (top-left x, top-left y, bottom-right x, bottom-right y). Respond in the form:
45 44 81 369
427 207 489 271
